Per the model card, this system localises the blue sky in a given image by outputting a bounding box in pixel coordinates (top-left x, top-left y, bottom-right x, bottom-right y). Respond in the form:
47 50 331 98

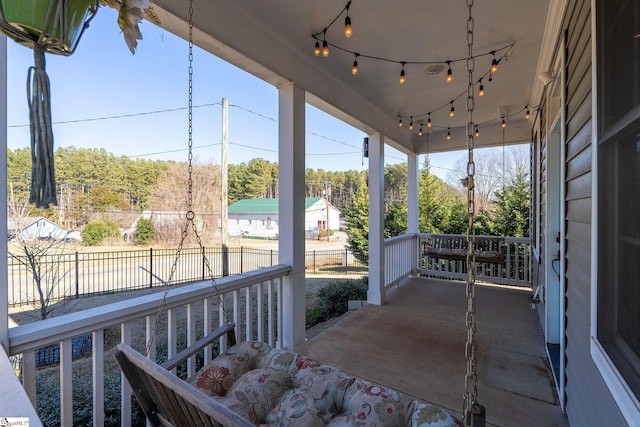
6 6 464 179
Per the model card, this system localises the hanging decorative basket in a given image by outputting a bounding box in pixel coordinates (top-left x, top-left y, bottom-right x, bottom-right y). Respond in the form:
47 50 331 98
0 0 98 56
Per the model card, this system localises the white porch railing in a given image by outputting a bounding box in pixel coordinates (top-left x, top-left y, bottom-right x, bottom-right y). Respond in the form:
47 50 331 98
384 233 418 289
6 264 290 427
383 233 532 290
417 233 532 287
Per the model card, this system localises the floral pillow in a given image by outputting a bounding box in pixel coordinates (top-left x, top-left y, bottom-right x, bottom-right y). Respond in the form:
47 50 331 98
330 378 407 426
221 367 294 424
264 364 354 426
189 341 276 397
408 401 463 427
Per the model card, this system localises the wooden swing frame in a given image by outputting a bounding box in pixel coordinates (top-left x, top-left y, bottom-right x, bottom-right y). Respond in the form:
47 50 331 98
114 323 254 427
422 237 505 264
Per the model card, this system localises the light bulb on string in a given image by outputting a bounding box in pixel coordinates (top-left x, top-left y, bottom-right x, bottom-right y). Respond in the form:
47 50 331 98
427 113 432 128
398 118 403 127
409 117 414 131
475 125 480 137
501 117 507 128
446 61 453 82
344 1 352 37
322 39 329 57
446 128 451 140
525 107 531 119
344 16 352 37
478 80 485 96
352 54 359 75
488 72 493 82
418 125 423 136
491 51 498 73
449 102 455 117
314 40 321 56
399 62 406 84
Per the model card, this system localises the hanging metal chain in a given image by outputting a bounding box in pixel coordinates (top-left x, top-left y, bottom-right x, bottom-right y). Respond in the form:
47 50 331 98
463 0 485 425
145 0 232 356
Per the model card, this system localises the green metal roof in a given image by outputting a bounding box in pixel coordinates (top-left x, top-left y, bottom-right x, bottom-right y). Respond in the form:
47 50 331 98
228 197 322 214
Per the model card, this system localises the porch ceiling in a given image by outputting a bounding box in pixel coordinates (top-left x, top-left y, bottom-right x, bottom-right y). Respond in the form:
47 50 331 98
154 0 553 154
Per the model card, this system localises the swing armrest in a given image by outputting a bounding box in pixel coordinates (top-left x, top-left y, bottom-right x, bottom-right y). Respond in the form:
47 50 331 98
162 322 235 371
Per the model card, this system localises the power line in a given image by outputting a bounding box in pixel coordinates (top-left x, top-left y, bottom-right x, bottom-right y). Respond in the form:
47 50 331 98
9 100 407 163
8 103 222 127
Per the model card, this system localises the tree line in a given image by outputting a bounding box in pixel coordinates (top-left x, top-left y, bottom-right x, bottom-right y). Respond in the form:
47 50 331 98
7 145 530 249
345 147 531 263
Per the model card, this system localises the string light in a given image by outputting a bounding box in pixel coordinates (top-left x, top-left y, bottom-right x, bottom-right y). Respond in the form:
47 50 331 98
396 105 530 141
418 125 423 136
344 1 353 38
311 2 517 128
311 3 514 91
322 38 330 57
491 51 498 73
525 106 530 119
446 128 451 140
409 117 414 130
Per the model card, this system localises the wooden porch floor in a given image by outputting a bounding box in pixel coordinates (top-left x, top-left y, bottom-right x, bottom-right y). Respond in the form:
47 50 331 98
303 277 569 427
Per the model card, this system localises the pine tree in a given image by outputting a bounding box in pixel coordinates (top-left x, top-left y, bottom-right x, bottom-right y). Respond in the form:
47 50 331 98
490 171 530 237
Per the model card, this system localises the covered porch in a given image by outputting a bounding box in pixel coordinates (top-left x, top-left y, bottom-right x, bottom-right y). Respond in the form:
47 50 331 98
306 277 568 427
4 0 636 425
0 233 560 426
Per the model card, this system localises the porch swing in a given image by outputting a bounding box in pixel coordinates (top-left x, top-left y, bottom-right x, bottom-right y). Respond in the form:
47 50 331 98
422 121 508 266
114 1 483 426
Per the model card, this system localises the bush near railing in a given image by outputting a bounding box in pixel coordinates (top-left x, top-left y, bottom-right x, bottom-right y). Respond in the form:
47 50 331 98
8 247 367 307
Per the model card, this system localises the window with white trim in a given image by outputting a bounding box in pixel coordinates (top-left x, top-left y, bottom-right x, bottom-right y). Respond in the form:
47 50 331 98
596 0 640 401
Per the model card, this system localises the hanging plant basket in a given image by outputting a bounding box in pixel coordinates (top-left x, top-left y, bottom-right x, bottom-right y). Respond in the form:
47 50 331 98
0 0 98 55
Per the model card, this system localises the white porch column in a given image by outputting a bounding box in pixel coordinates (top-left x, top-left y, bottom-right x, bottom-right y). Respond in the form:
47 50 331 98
278 83 306 350
368 133 385 305
407 153 419 234
407 153 419 276
0 34 8 348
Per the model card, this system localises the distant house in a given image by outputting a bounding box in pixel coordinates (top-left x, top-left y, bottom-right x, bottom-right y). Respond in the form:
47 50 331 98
8 217 71 241
228 197 340 239
123 210 210 242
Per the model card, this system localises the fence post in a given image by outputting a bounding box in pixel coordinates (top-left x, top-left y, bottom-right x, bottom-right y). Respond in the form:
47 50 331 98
240 246 244 274
149 248 153 288
270 249 273 267
313 250 316 274
345 249 348 274
75 251 79 299
203 247 206 280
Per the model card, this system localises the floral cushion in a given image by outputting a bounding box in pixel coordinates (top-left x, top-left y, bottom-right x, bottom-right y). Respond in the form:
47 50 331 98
190 341 462 426
328 378 407 426
188 341 281 397
409 401 463 427
221 367 294 423
265 364 354 426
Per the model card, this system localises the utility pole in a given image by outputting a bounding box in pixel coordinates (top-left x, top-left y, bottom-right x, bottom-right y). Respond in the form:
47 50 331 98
323 181 330 241
221 97 229 276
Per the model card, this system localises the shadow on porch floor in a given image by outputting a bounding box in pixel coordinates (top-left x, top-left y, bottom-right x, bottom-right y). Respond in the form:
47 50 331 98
304 277 569 427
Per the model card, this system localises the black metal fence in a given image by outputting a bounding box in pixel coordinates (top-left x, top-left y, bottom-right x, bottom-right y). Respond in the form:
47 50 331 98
8 247 366 307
